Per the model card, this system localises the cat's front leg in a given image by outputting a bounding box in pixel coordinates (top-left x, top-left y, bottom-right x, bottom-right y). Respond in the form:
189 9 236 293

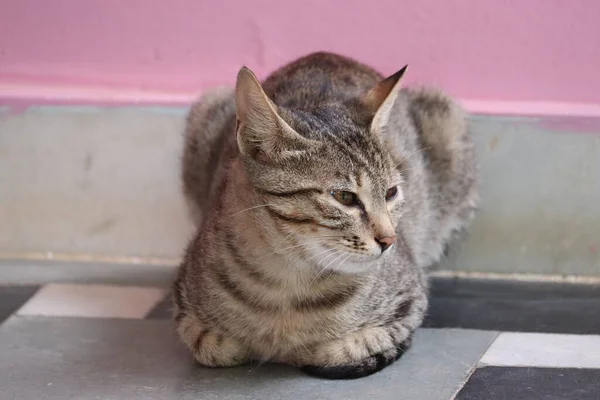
176 311 249 367
301 322 413 379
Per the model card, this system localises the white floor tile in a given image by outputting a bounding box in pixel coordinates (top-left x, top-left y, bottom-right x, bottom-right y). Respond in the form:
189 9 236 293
480 332 600 369
16 283 165 319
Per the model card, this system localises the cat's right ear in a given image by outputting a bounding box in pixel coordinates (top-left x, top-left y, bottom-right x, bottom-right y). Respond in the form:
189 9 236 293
362 65 408 134
235 67 317 164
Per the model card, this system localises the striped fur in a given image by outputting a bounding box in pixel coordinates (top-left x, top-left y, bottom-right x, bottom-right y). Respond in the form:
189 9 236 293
175 52 478 379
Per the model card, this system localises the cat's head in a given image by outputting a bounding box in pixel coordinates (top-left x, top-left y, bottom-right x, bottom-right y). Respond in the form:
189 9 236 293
235 66 407 274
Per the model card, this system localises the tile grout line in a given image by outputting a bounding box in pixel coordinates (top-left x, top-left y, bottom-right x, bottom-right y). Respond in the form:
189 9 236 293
0 252 179 266
448 331 501 400
430 270 600 285
3 254 600 285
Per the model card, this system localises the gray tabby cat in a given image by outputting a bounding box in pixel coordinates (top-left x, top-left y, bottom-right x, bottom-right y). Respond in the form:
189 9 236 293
175 52 477 379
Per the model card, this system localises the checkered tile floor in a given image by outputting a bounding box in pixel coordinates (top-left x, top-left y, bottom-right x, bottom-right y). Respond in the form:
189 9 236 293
1 277 599 399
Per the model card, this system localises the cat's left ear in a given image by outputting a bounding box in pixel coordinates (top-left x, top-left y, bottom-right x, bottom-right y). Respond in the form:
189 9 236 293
235 66 320 164
362 65 408 133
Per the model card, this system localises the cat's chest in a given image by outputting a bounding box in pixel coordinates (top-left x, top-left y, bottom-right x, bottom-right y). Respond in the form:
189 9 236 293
244 307 353 359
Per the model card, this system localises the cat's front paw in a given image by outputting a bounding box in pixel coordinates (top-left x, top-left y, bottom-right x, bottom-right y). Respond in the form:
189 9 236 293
301 327 413 379
177 313 249 367
192 332 248 367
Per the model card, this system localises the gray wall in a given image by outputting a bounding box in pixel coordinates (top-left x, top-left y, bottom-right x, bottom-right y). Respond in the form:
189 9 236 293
1 107 599 278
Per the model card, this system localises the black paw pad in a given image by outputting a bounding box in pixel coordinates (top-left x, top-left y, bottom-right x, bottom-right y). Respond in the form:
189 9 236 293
301 339 412 380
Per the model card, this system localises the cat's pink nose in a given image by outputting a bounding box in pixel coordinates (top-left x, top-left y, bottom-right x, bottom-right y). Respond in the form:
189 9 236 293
375 235 396 252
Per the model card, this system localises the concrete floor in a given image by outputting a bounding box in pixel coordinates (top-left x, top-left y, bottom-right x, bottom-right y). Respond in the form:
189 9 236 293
2 278 600 399
0 316 496 400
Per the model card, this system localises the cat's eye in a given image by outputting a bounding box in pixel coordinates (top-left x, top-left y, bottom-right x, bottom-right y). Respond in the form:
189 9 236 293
330 190 358 206
385 186 398 201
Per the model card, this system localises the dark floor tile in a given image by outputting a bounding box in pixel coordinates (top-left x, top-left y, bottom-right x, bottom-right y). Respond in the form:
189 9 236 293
423 278 600 334
0 286 39 324
456 366 600 400
145 293 172 319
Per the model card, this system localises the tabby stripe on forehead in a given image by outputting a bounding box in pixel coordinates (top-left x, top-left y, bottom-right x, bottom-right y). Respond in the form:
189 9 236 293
292 284 358 311
326 130 372 168
212 266 279 313
258 188 323 198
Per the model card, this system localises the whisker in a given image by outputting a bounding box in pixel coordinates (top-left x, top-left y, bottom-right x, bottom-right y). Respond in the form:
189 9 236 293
337 254 352 270
226 204 277 219
258 238 333 260
310 266 328 286
328 252 348 268
305 247 337 263
279 246 311 259
283 243 336 260
310 250 342 285
394 146 432 169
273 232 294 251
285 247 316 257
276 238 333 252
316 249 342 267
396 165 415 175
321 252 347 272
311 234 347 239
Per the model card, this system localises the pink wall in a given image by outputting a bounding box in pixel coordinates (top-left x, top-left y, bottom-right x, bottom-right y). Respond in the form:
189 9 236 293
1 0 599 114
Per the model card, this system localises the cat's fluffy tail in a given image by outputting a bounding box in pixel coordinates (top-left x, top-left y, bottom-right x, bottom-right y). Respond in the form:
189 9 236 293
407 88 479 264
182 87 235 225
408 88 470 164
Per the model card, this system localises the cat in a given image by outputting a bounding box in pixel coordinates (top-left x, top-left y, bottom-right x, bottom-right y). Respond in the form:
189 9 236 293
175 52 478 379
